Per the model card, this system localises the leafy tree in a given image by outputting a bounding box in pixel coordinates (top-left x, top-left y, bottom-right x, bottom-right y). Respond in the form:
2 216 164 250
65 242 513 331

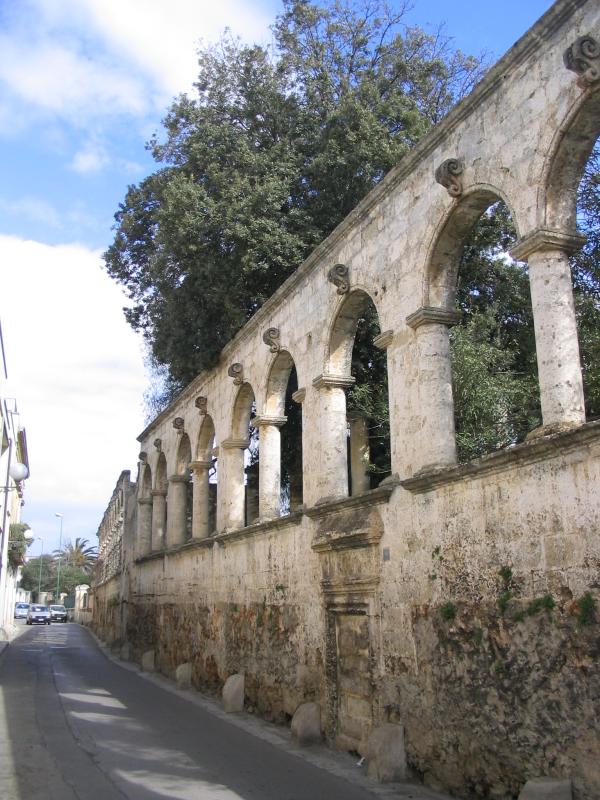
105 0 484 398
7 522 32 572
54 537 98 575
20 555 89 597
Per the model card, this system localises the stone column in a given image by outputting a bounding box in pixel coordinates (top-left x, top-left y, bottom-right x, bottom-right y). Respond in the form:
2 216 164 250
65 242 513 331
190 460 211 539
511 229 586 429
252 415 287 520
218 439 247 532
290 388 305 510
166 474 189 547
151 489 167 551
406 307 461 473
348 414 370 495
136 497 153 557
312 374 355 503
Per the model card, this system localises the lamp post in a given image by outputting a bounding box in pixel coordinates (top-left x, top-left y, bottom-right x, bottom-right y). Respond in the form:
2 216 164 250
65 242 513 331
36 537 44 600
55 513 63 603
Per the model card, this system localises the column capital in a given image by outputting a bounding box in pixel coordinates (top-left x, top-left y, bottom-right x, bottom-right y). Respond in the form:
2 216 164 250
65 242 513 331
138 497 153 506
221 437 250 450
510 228 587 261
190 459 212 471
251 415 287 428
291 387 306 404
151 489 167 498
373 329 394 350
312 373 356 389
406 306 461 330
168 473 190 483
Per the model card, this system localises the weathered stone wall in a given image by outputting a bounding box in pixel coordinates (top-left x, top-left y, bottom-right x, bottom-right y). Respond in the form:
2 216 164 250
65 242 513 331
92 2 600 798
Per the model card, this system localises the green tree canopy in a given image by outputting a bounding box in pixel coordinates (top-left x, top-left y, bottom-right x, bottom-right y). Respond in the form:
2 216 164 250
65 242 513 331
54 537 98 576
105 0 484 396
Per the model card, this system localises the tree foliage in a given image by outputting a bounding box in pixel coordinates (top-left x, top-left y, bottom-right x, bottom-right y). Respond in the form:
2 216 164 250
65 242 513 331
54 537 98 575
7 522 32 572
105 0 484 396
20 555 89 596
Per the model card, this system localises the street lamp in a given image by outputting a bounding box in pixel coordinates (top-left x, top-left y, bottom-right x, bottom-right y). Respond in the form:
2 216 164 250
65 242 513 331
36 537 44 599
55 513 63 602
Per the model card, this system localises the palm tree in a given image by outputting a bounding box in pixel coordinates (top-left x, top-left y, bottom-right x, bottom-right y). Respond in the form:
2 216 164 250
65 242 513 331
54 537 97 575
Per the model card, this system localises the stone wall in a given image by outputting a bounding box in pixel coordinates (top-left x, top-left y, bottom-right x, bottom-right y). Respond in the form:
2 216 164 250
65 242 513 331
91 2 600 798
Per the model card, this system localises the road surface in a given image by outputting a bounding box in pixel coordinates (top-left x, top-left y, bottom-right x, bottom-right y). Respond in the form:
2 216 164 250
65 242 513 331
0 622 446 800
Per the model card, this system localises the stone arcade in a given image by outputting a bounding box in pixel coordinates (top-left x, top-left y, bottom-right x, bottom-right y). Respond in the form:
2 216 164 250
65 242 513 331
92 2 600 797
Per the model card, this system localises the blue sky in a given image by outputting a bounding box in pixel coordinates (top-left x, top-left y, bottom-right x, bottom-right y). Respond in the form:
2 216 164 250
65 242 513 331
0 0 554 556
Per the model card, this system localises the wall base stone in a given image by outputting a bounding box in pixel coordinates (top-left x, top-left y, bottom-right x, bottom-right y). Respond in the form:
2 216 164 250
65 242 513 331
291 702 321 746
519 778 572 800
223 674 245 713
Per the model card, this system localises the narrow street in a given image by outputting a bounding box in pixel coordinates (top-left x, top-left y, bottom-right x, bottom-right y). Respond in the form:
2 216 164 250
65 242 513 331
0 624 441 800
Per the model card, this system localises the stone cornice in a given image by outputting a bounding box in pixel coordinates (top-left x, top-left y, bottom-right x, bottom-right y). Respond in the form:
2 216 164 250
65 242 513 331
306 481 398 519
137 0 590 444
151 489 167 497
137 497 153 506
510 228 588 260
168 473 189 483
312 373 356 390
401 419 600 494
250 415 288 428
406 307 462 330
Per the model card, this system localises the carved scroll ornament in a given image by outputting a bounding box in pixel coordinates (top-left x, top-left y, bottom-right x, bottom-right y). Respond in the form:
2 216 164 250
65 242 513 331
173 417 185 431
563 36 600 85
435 158 464 197
327 263 349 294
195 396 208 414
262 327 281 353
153 438 162 452
228 362 244 385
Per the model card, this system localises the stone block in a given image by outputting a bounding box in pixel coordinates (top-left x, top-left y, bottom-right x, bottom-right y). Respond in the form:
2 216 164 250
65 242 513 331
291 702 321 746
519 778 572 800
141 650 155 672
176 662 192 689
119 642 131 661
366 723 407 783
222 673 244 713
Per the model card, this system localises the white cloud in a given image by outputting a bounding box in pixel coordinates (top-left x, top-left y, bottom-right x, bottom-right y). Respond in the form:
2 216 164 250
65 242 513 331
0 235 147 547
71 140 110 173
0 196 61 228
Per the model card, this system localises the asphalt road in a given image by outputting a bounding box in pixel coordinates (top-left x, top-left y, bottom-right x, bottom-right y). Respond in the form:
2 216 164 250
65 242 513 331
0 622 445 800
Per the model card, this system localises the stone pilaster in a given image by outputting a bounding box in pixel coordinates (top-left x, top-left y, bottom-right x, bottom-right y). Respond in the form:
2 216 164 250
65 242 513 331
348 414 371 495
252 415 287 520
218 439 248 531
406 307 461 472
150 489 167 551
166 474 189 547
190 460 212 539
312 374 355 502
511 229 586 429
136 497 153 557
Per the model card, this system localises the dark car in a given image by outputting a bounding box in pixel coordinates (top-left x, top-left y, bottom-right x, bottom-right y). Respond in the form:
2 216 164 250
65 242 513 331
26 604 51 625
49 604 68 623
14 602 30 619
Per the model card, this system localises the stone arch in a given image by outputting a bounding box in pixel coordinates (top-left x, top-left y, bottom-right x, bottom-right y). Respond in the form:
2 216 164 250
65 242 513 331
425 185 521 309
196 414 216 460
543 86 600 231
140 463 152 498
265 350 295 416
231 382 255 442
176 433 192 475
327 288 383 376
155 453 167 492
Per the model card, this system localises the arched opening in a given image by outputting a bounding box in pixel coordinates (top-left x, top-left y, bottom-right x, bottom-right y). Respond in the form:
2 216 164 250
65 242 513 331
264 351 303 515
152 453 168 550
545 93 600 421
428 191 541 462
195 414 218 537
329 289 391 494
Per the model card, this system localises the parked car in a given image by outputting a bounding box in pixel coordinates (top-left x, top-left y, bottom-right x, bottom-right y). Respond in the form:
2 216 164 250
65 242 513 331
26 605 51 625
49 604 68 623
14 602 30 619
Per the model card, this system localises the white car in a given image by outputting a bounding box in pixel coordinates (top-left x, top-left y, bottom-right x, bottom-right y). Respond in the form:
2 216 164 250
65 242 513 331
26 604 51 625
14 602 30 619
